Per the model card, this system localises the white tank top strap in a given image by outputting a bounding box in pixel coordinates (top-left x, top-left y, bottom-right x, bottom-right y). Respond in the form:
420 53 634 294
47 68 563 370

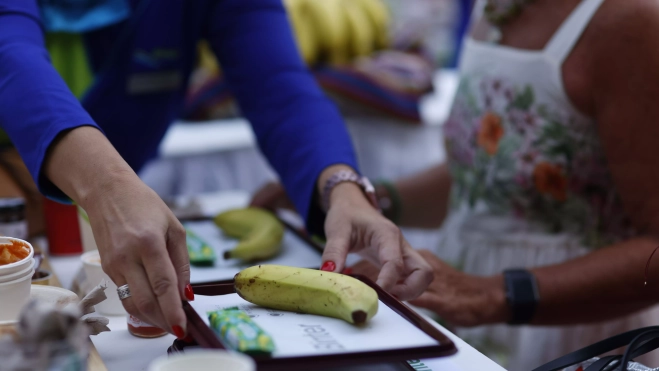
544 0 607 65
472 0 487 23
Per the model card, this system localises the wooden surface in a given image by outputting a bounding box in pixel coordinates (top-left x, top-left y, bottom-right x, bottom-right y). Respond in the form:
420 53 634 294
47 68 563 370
39 253 109 371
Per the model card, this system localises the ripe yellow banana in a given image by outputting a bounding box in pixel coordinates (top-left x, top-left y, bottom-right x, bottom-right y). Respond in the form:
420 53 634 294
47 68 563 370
304 0 351 65
234 265 379 325
355 0 390 50
342 0 376 58
213 208 284 262
283 0 319 65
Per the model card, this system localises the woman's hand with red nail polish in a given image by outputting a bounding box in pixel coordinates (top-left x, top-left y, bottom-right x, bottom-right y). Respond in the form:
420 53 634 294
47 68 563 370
320 178 433 301
76 167 190 340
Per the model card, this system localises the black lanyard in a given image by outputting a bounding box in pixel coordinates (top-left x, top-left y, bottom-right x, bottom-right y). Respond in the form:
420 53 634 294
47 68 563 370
532 326 659 371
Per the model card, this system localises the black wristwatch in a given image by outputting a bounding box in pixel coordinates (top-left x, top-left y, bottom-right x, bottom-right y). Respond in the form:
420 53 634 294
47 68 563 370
503 269 539 325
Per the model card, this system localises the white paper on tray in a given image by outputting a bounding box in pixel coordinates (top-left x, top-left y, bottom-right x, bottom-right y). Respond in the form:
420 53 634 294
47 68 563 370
186 220 323 283
189 293 438 358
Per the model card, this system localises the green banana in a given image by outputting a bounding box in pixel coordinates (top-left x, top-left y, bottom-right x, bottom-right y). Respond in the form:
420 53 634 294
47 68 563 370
214 208 284 262
234 265 379 325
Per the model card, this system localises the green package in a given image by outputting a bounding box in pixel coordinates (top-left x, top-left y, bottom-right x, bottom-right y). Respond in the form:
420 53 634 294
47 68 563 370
186 229 216 266
207 308 275 356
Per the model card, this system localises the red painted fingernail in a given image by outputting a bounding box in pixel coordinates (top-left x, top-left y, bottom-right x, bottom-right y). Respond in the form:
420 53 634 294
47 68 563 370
185 284 194 301
321 261 336 272
342 268 353 275
173 325 186 339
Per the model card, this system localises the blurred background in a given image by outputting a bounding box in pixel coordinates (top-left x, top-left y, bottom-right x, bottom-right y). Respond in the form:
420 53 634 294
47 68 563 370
7 2 657 371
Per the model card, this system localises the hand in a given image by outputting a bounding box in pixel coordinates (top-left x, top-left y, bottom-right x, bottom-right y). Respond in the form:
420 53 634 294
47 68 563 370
320 181 433 301
44 127 191 338
250 182 295 212
84 173 191 338
348 259 380 282
408 250 509 327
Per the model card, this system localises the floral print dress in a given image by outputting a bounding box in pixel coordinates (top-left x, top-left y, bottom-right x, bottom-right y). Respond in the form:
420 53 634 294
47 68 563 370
445 75 632 249
435 0 659 369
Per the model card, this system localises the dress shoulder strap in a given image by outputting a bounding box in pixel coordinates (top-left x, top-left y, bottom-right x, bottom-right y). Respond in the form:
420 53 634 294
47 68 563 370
472 0 486 23
544 0 607 65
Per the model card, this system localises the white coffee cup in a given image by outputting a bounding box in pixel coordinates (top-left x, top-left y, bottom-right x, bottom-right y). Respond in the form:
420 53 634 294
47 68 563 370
81 250 126 315
148 350 256 371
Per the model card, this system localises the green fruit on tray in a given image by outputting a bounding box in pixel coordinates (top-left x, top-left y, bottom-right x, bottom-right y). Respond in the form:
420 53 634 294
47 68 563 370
214 208 284 262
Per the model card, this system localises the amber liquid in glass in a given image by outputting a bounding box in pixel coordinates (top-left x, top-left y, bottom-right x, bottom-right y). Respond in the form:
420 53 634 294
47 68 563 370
127 314 167 338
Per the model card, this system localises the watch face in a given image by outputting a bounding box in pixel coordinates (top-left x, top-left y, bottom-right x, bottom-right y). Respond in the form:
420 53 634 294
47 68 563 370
361 177 375 193
356 177 379 211
503 270 538 324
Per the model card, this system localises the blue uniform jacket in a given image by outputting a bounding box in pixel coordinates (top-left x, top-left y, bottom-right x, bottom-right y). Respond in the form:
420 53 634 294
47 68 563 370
0 0 358 229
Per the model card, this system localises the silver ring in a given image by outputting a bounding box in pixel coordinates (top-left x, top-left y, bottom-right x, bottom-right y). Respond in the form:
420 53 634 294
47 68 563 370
117 284 131 300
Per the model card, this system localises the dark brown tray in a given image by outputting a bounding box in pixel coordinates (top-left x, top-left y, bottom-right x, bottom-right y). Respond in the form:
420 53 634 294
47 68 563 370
171 275 457 371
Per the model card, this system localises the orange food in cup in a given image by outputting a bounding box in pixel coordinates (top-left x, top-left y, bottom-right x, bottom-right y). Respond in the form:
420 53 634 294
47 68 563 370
0 240 30 266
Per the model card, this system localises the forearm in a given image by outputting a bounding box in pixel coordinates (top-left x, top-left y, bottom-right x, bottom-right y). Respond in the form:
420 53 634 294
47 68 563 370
529 237 659 325
44 127 140 209
377 164 451 228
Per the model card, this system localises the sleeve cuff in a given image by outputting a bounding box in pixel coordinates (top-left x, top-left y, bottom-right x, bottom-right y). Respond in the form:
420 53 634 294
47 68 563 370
34 123 104 204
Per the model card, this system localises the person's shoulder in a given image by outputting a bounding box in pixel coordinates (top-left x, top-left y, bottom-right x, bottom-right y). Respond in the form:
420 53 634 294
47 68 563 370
591 0 659 42
584 0 659 73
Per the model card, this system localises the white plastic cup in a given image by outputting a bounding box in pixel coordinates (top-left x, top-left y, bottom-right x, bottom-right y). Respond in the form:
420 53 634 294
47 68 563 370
148 350 256 371
81 250 126 315
0 271 32 322
0 264 34 284
0 237 34 276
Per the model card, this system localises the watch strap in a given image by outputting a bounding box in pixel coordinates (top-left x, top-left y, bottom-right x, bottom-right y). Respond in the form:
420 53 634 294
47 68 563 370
321 170 379 212
504 269 539 325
